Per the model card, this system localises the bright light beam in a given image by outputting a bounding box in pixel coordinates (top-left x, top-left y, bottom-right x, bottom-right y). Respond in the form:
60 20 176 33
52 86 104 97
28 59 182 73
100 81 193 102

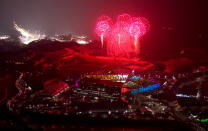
101 34 104 48
14 22 45 45
118 34 121 48
134 35 138 52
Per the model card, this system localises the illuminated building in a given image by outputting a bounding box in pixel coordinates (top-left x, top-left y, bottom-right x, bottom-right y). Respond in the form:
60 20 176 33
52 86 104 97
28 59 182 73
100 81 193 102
85 74 128 82
75 74 160 101
43 79 69 97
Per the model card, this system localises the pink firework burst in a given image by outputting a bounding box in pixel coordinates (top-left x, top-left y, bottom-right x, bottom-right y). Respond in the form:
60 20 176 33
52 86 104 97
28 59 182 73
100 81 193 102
95 15 112 47
129 17 150 38
94 13 150 56
95 15 112 37
129 21 141 38
129 17 150 52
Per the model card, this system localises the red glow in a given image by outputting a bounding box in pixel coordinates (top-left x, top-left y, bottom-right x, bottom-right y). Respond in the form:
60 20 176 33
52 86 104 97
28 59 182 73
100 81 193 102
117 13 132 32
139 17 150 35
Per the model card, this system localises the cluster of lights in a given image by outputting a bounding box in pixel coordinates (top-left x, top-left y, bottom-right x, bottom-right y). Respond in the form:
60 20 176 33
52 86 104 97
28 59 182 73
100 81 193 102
95 13 150 55
14 22 46 45
0 35 10 40
72 35 91 45
51 34 91 44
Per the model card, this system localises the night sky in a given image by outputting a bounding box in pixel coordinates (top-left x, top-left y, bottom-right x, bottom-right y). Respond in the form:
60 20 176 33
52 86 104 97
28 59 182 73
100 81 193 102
0 0 207 55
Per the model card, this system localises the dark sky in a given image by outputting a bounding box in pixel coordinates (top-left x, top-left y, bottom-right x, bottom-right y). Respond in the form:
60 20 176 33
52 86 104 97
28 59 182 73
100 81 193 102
0 0 207 49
